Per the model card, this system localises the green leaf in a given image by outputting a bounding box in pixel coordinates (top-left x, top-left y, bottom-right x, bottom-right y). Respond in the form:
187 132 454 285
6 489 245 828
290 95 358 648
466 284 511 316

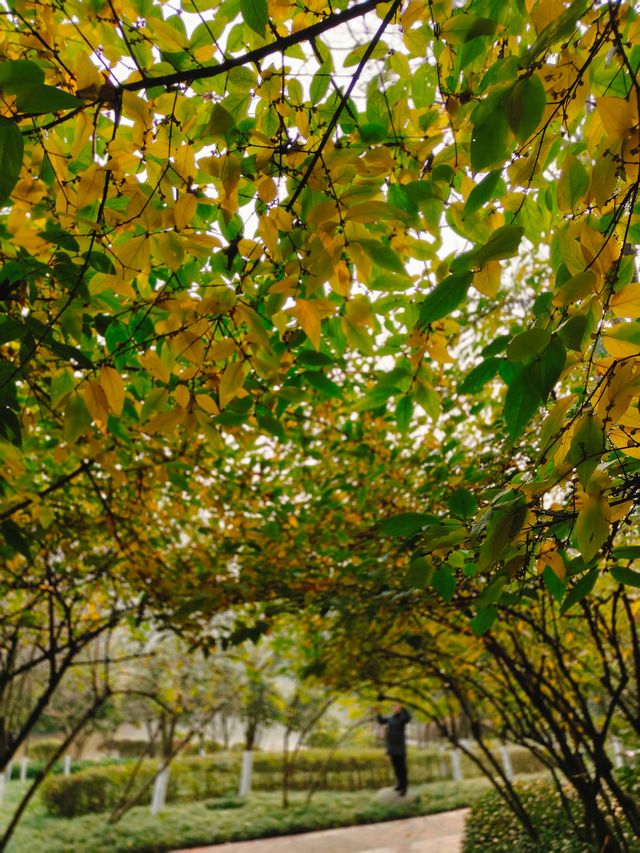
377 512 437 537
353 386 398 411
612 546 640 560
553 269 596 306
310 61 331 105
610 566 640 588
538 336 566 399
440 14 498 44
507 328 551 363
432 563 456 602
0 60 44 91
503 363 541 443
505 76 546 141
472 225 525 268
542 565 565 601
0 317 26 345
1 520 32 561
471 108 510 172
205 103 235 138
240 0 268 36
458 357 501 394
297 350 335 367
476 574 507 607
448 488 478 518
558 314 589 350
471 606 498 636
575 495 609 562
463 170 502 216
395 395 413 433
64 394 92 444
16 85 82 113
478 496 527 570
305 371 342 399
358 241 406 275
569 413 604 488
405 555 433 588
561 567 598 614
557 154 589 212
0 118 24 202
419 271 473 326
256 411 285 440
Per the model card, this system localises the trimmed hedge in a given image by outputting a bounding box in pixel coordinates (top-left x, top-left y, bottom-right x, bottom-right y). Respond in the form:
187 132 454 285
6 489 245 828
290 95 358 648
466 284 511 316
463 769 640 853
41 745 543 818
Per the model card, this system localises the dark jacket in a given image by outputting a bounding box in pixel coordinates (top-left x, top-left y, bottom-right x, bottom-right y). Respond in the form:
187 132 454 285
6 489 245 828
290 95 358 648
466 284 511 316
377 708 411 755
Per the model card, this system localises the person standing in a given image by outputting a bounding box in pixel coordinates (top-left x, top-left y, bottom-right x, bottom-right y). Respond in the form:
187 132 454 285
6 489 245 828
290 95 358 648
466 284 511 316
375 703 411 795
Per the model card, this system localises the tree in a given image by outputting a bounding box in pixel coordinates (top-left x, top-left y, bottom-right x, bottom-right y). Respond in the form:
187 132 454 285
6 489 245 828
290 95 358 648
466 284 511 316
301 574 640 852
0 0 636 614
0 0 639 841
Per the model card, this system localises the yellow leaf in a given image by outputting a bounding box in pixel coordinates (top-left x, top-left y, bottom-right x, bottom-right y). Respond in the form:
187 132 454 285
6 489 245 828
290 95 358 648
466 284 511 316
345 295 373 327
602 336 640 360
218 360 247 408
174 384 190 407
122 91 151 130
597 97 638 140
99 366 125 415
257 177 277 203
329 261 351 297
576 493 610 562
609 428 640 459
473 261 501 297
537 550 566 581
610 284 640 318
609 500 633 523
143 409 185 435
345 201 399 224
271 208 293 232
139 350 171 384
153 232 185 272
174 194 197 231
195 394 219 415
141 17 187 52
290 299 335 350
114 234 151 278
258 214 279 256
530 0 565 35
82 381 109 429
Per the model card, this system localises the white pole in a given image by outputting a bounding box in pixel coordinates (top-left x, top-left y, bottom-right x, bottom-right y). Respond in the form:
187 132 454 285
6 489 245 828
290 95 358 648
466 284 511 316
63 755 72 776
611 737 624 769
0 771 5 803
238 750 253 796
451 749 462 782
19 757 28 783
500 744 514 782
150 766 170 816
5 761 13 784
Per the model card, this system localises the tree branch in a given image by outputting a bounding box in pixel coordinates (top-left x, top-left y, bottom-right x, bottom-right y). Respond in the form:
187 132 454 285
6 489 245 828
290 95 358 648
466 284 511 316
120 0 381 92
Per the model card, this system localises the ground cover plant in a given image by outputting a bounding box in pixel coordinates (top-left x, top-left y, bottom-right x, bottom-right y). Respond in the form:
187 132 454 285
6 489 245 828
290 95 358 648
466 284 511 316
0 777 495 853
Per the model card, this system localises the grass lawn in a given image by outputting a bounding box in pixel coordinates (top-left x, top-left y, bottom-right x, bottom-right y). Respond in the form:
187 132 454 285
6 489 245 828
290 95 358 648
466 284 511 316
0 775 507 853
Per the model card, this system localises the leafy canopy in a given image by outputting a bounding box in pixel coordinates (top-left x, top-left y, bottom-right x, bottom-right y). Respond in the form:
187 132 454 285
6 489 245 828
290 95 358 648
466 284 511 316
0 0 638 615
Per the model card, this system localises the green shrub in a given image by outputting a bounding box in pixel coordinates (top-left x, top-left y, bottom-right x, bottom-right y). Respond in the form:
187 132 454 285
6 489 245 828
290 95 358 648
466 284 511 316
28 738 63 761
40 756 239 817
39 744 544 819
99 738 152 758
463 770 640 853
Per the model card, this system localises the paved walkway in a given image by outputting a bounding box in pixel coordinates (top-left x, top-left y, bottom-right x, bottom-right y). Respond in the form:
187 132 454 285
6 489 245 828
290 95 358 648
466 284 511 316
174 808 468 853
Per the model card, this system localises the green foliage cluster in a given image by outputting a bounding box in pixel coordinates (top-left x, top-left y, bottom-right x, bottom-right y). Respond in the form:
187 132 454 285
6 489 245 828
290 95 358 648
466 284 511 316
25 739 64 762
41 746 542 817
463 770 640 853
3 782 486 853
